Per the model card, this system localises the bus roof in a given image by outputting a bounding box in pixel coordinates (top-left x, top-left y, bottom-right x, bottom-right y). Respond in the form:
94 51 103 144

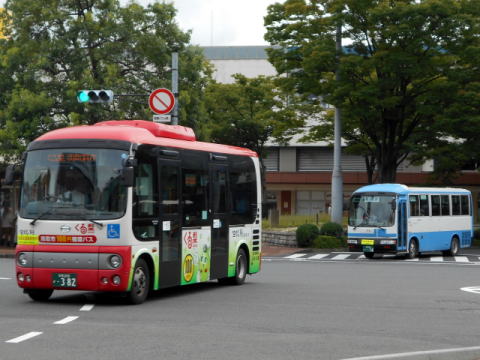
353 183 470 195
33 120 258 158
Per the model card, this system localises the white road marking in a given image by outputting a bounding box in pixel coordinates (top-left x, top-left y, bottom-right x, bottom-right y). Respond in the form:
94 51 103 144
308 254 329 260
6 332 42 343
404 258 419 262
461 286 480 294
54 316 79 325
80 304 95 312
331 254 350 260
357 255 366 259
284 253 307 259
342 345 480 360
454 256 469 262
429 256 444 262
0 277 11 280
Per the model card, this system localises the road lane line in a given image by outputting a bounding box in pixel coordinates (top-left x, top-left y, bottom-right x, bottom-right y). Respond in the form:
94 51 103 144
54 316 79 325
6 332 42 343
308 254 329 260
461 286 480 294
0 277 11 280
284 254 307 259
342 345 480 360
80 304 95 311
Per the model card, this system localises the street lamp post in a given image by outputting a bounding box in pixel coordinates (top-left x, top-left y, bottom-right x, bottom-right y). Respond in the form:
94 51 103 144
331 23 343 224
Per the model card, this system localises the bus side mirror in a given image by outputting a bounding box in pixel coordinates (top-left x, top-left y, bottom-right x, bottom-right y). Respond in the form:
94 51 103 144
121 157 137 187
121 167 134 187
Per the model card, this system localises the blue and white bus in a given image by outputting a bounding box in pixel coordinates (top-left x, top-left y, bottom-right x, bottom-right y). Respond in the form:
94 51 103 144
347 184 473 259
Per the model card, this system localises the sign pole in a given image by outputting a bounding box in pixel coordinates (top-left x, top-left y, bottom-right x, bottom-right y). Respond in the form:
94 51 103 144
172 52 179 125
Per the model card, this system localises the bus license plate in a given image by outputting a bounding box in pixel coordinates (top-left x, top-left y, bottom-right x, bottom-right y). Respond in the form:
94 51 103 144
52 273 77 288
361 239 375 245
363 246 374 252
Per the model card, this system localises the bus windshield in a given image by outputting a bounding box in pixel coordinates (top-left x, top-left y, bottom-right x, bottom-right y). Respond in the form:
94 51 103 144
20 148 128 220
348 194 396 227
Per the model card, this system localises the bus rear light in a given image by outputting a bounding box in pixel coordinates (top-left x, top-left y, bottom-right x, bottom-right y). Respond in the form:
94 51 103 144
25 275 32 282
18 273 24 282
17 253 28 266
101 277 109 285
112 275 121 285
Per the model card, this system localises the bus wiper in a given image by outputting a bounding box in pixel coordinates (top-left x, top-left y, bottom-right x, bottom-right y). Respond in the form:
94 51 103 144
30 209 54 226
81 217 104 228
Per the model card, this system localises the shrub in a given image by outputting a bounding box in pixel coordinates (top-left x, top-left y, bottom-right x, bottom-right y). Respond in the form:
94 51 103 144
320 221 344 238
296 224 319 247
313 235 347 249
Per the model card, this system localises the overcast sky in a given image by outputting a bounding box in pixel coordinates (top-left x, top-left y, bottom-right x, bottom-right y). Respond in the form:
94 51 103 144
145 0 278 46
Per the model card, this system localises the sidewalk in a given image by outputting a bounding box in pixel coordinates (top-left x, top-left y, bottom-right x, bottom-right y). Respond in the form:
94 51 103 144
0 246 15 258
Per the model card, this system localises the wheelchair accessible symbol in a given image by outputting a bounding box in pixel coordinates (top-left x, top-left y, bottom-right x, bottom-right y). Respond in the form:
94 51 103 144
107 224 120 239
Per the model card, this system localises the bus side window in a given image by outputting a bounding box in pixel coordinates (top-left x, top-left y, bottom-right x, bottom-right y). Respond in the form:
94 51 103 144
431 195 440 216
460 195 470 215
409 195 419 216
419 195 429 216
452 195 461 215
441 195 450 215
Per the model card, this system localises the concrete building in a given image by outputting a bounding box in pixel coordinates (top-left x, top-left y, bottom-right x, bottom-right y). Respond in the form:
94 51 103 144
202 46 480 222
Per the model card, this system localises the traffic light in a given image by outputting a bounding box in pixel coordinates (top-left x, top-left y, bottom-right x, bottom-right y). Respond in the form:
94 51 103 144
77 90 114 103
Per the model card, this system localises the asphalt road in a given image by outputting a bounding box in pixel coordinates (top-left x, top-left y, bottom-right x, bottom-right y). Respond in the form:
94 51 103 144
1 256 480 360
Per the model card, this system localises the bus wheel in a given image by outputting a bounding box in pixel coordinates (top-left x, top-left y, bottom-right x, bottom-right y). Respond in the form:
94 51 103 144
26 289 53 302
444 237 459 257
364 252 375 259
127 258 150 305
219 248 247 285
407 239 418 259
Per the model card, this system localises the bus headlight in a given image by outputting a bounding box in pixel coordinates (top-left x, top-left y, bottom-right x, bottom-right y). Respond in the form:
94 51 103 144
17 253 28 267
108 255 122 269
380 239 397 245
347 239 358 244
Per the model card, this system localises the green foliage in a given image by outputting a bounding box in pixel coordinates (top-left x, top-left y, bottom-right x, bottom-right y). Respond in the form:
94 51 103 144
265 0 480 183
296 223 319 247
0 0 212 159
313 235 346 249
320 221 344 238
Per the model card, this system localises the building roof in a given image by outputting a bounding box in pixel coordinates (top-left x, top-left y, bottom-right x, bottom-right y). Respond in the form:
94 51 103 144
202 46 269 60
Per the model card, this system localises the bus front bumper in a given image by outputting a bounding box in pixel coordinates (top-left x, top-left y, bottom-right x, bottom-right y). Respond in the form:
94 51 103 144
15 245 132 292
347 239 398 254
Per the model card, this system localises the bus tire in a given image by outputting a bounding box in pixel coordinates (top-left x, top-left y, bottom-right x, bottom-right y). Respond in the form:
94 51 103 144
219 248 247 285
364 252 375 259
127 258 150 305
407 239 418 259
26 289 53 302
444 237 459 257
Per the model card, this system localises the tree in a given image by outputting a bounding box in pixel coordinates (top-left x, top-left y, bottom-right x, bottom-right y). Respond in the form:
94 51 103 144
265 0 480 183
204 74 301 165
0 0 212 160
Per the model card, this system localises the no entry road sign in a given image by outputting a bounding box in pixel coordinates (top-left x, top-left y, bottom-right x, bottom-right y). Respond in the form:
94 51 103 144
149 88 175 115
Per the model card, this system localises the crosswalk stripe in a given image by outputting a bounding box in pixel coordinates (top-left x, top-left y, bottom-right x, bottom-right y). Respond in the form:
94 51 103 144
430 256 444 262
454 256 469 262
308 254 329 260
331 254 350 260
284 253 307 259
405 258 419 261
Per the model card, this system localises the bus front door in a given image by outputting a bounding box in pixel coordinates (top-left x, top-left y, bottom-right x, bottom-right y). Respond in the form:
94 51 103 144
398 200 407 251
209 163 229 280
158 159 182 288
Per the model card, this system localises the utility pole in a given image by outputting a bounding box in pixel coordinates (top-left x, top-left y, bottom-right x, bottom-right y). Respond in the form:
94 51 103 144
171 51 179 125
331 23 343 224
